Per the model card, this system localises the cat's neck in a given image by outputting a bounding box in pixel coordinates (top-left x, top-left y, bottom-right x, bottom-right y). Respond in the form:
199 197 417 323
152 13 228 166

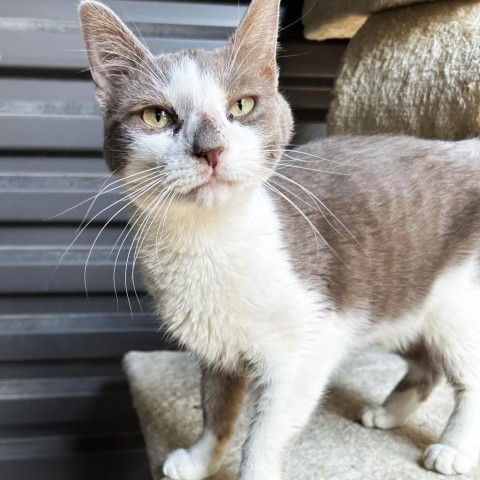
166 187 268 231
139 185 279 254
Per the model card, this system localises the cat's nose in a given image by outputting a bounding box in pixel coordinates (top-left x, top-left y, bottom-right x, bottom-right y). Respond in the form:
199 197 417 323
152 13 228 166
194 147 224 169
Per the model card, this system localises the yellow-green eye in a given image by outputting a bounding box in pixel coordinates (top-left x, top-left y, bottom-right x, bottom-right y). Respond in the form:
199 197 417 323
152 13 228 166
229 97 255 118
142 108 170 128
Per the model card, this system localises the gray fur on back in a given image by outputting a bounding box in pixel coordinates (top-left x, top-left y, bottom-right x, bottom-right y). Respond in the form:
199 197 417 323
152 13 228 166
278 135 480 320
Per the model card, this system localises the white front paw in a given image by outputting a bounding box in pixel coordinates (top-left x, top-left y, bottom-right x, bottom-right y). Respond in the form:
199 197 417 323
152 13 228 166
424 444 477 475
360 404 402 430
163 448 217 480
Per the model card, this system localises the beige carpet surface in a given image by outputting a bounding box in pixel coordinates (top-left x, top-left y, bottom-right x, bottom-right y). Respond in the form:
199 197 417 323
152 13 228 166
124 348 480 479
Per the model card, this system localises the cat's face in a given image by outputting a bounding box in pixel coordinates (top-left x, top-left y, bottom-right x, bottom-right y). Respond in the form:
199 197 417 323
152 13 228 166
79 0 293 209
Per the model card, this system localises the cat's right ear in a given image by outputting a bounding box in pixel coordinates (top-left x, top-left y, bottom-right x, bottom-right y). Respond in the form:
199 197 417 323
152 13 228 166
78 0 153 106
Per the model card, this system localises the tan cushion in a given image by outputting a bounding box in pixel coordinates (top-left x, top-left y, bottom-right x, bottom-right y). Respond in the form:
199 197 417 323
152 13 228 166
123 349 459 480
302 0 437 41
328 0 480 140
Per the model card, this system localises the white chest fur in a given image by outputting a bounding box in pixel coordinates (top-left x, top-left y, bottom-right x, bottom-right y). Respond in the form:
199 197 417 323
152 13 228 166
137 188 322 369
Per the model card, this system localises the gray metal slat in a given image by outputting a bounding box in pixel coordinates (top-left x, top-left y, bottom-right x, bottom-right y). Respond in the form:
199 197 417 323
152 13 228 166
0 115 102 151
0 313 157 333
0 156 108 175
0 31 227 70
0 248 143 294
0 312 166 361
0 175 111 191
0 449 150 480
0 225 130 248
0 168 124 223
0 294 146 315
0 378 135 425
0 359 124 380
0 329 164 360
0 78 95 102
0 78 99 117
0 190 126 222
1 0 246 26
0 420 144 440
0 431 145 460
0 376 126 399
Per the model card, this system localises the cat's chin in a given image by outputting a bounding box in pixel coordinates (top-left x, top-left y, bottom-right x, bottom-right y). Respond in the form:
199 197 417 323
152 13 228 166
181 179 240 209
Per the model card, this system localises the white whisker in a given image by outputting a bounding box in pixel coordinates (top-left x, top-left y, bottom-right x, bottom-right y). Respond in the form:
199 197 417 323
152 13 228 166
258 165 361 250
82 172 169 301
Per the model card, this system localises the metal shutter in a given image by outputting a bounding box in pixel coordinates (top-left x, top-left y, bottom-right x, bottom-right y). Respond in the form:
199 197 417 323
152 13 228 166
0 1 346 478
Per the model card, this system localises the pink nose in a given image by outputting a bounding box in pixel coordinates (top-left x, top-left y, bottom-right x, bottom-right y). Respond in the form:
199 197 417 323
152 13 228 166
199 147 224 169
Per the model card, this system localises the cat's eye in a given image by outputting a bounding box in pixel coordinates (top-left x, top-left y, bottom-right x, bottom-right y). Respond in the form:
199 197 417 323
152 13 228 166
142 108 170 128
229 97 255 118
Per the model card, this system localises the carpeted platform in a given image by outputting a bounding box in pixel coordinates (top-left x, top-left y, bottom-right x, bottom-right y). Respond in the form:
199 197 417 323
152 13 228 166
123 348 479 479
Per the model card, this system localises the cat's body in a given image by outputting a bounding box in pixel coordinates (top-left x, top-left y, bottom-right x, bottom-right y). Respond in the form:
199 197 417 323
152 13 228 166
79 1 480 478
139 134 480 366
282 136 480 324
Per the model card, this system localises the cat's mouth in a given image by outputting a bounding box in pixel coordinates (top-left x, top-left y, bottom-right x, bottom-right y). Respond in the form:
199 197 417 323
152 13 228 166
182 170 237 200
206 174 236 187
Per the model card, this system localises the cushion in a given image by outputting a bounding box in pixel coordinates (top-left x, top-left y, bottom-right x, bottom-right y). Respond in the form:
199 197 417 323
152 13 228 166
302 0 437 41
328 1 480 139
123 349 464 479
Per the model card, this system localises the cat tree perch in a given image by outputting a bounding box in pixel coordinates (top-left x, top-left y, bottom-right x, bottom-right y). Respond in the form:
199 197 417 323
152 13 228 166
303 0 480 140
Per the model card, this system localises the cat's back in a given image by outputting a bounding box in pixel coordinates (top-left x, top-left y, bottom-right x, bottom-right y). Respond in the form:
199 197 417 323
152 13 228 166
276 135 480 319
291 135 480 187
296 135 480 232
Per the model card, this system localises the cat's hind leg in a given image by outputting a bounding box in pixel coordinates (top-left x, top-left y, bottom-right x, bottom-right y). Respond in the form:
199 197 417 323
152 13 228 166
163 367 248 480
423 361 480 474
361 342 442 430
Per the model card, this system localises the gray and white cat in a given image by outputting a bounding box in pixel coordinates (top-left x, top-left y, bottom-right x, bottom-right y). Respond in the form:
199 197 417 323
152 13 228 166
79 0 480 478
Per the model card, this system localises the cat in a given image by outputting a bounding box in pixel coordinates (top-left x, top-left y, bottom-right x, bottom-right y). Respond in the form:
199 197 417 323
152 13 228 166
78 0 480 478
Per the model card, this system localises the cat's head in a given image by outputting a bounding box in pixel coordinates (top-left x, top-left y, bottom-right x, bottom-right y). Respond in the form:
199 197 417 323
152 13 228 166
79 0 293 210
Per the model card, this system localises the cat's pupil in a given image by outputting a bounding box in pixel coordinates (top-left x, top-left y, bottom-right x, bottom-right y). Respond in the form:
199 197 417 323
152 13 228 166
237 99 244 111
155 109 163 122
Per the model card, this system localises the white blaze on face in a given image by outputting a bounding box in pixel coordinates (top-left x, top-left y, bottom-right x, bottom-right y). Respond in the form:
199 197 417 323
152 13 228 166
165 57 226 126
174 58 263 171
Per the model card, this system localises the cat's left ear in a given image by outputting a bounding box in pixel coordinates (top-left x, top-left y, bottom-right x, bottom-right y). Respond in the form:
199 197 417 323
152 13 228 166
226 0 281 80
78 0 154 106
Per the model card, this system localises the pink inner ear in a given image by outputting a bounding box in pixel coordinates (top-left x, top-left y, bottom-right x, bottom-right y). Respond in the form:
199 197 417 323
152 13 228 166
261 63 277 78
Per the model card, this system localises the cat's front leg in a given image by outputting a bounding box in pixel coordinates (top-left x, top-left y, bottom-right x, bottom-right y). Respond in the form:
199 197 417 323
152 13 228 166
163 366 248 480
238 325 350 480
